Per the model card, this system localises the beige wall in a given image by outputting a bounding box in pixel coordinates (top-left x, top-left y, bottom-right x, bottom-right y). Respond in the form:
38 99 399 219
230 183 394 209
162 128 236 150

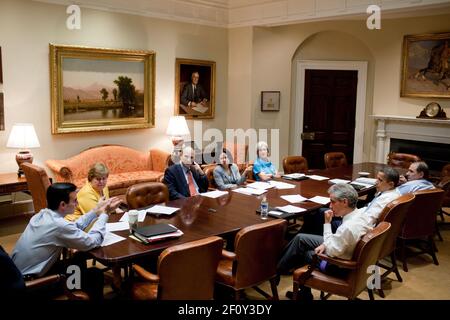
0 0 228 174
247 14 450 167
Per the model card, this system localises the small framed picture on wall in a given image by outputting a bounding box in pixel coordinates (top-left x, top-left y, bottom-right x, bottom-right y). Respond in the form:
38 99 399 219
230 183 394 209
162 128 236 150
261 91 280 112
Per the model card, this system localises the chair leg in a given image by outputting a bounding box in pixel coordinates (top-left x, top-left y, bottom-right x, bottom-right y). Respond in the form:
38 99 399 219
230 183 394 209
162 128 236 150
320 291 325 300
269 278 279 300
368 289 375 300
292 281 299 300
399 238 408 272
391 252 403 283
435 220 443 242
427 236 439 266
377 288 385 298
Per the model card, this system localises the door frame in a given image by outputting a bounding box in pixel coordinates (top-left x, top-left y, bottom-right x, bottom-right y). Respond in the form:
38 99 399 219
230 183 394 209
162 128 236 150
292 60 368 163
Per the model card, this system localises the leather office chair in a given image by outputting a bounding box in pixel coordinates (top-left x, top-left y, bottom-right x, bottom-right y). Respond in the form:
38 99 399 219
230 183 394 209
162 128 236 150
202 164 218 190
324 152 347 169
0 246 88 300
126 182 169 209
21 163 51 214
282 156 308 174
223 142 248 172
387 152 420 169
215 219 287 300
292 222 391 301
131 236 223 300
376 193 415 298
398 189 445 272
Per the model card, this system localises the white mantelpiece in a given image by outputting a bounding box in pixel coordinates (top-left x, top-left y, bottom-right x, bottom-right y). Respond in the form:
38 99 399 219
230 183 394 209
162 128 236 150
371 115 450 163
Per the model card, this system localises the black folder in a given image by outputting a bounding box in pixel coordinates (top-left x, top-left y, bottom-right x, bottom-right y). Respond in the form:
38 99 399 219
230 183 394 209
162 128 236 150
133 223 178 238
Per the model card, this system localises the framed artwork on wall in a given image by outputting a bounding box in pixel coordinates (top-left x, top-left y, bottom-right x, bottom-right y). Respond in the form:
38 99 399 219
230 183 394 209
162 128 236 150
175 58 215 119
261 91 280 111
50 44 155 134
401 32 450 98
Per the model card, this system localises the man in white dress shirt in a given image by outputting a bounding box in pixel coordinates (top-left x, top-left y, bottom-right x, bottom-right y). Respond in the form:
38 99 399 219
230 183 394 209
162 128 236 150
277 183 373 300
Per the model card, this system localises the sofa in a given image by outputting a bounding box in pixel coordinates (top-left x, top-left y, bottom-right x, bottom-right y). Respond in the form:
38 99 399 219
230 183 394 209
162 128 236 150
46 145 170 196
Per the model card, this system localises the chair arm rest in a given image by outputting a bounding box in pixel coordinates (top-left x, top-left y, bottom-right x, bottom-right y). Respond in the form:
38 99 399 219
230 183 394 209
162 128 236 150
133 264 160 283
317 253 358 269
221 249 236 261
45 160 73 181
25 274 62 289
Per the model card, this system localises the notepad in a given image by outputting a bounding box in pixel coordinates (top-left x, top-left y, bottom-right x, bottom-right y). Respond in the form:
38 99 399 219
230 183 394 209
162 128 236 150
329 178 351 184
309 196 330 205
307 175 329 181
134 223 178 238
146 205 179 215
280 194 308 203
282 173 306 179
201 190 229 198
101 232 126 247
354 177 377 185
275 205 306 214
106 221 129 232
268 180 296 189
232 187 267 195
246 182 274 190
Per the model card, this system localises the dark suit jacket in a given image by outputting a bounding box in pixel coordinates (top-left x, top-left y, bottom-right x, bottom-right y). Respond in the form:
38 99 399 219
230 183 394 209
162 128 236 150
180 83 208 106
163 164 209 200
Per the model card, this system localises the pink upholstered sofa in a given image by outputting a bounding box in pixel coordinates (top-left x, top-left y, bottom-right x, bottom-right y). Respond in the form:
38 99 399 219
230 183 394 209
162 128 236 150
46 145 170 196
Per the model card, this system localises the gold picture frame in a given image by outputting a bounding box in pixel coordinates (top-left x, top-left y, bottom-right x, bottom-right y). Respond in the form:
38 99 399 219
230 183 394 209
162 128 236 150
175 58 215 119
400 32 450 98
50 44 155 134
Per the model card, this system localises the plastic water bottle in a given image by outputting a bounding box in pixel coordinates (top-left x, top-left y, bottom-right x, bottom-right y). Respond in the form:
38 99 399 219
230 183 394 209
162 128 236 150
260 196 269 220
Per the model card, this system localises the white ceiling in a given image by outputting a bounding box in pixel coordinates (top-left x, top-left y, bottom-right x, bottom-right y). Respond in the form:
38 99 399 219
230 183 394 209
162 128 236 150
34 0 450 27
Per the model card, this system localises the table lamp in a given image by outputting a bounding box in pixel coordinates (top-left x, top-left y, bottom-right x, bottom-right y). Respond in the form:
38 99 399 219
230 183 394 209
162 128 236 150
6 123 40 177
166 116 190 163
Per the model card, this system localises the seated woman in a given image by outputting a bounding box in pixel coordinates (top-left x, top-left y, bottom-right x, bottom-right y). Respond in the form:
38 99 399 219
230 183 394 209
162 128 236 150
65 162 112 222
253 141 280 181
213 149 253 190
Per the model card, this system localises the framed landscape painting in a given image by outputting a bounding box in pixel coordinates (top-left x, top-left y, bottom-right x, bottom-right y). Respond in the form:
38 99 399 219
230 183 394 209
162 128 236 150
50 44 155 134
175 58 215 119
401 32 450 98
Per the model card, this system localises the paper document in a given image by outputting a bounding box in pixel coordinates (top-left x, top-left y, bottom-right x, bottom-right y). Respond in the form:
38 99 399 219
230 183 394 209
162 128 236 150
354 177 377 185
280 194 308 203
275 205 306 214
120 210 146 223
350 181 373 189
329 178 351 184
232 187 267 196
268 210 285 217
106 222 130 232
307 175 329 181
268 180 296 189
146 205 179 215
246 182 274 190
201 190 229 198
309 196 330 205
192 104 208 113
101 232 126 247
283 173 305 179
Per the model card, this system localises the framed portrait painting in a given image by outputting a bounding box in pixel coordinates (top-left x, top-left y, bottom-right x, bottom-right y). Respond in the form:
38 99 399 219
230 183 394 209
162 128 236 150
175 58 215 119
261 91 280 112
401 32 450 98
50 44 155 134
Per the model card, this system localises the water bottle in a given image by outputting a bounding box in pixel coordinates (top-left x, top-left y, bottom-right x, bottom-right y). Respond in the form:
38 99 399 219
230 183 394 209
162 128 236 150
260 196 269 220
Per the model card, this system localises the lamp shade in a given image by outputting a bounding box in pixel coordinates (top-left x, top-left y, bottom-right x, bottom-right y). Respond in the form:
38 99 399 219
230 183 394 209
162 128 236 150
166 116 190 136
6 123 40 149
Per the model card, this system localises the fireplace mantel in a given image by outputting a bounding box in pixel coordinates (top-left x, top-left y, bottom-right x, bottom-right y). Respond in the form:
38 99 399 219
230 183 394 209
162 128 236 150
371 115 450 163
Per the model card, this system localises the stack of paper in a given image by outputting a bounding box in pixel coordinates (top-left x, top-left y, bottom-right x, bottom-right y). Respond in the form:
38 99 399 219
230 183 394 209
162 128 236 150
282 173 306 179
120 210 146 223
280 194 308 203
268 180 296 189
146 205 179 215
201 190 229 198
354 177 377 185
309 196 330 205
246 182 274 190
232 187 267 196
306 175 329 181
275 205 306 214
106 221 129 232
329 178 351 184
350 181 373 189
101 232 126 247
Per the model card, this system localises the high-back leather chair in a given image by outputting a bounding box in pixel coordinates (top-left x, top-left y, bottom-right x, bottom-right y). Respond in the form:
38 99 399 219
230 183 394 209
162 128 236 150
126 182 169 209
324 152 347 169
202 164 217 190
387 152 420 169
215 219 287 300
398 189 444 272
21 163 51 214
376 193 415 297
292 221 391 300
223 142 248 172
131 236 223 300
441 163 450 179
282 156 308 174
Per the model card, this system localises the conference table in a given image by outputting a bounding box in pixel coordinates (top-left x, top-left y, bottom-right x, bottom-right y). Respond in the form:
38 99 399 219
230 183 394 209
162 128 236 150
89 162 388 287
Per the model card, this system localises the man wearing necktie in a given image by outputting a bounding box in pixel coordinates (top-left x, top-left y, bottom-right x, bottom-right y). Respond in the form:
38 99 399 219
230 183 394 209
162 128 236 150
180 71 208 111
163 146 209 200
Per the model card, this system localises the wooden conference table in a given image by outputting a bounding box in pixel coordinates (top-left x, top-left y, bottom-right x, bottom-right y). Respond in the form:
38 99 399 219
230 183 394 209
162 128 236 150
89 162 388 286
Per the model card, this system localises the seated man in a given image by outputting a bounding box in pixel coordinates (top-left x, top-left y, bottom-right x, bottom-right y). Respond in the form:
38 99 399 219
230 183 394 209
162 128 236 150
277 183 373 300
12 183 121 299
163 146 209 200
397 161 435 195
300 167 401 235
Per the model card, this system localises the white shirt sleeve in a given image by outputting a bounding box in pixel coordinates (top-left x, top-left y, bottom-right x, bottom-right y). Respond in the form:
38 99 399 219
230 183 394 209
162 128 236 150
323 226 358 258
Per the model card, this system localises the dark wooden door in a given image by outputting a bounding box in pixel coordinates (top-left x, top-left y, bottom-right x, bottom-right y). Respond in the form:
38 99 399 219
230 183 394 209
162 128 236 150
302 69 357 168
